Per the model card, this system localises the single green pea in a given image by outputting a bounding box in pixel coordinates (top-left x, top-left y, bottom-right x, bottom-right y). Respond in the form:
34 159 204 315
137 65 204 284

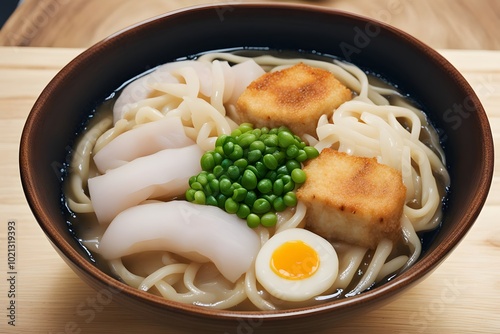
208 179 220 194
264 145 278 155
263 134 278 147
286 159 301 173
236 204 251 219
295 149 308 162
252 198 271 214
212 152 224 165
251 128 262 138
246 213 260 228
213 165 224 178
272 151 286 165
239 123 254 134
280 125 290 131
265 170 277 182
224 198 239 214
223 141 235 156
245 164 258 174
237 133 256 148
203 183 213 196
227 165 240 180
286 144 299 159
241 169 257 190
188 175 197 187
231 128 242 138
185 189 196 202
262 194 277 204
291 168 307 184
244 191 258 207
228 144 244 161
297 141 307 150
273 178 284 196
190 181 203 191
304 146 320 159
273 196 287 212
206 195 218 206
216 193 227 209
232 187 248 202
263 154 278 170
225 135 237 145
283 191 297 207
276 165 289 176
221 158 233 171
260 212 277 227
219 178 233 196
280 174 292 184
278 130 295 148
215 134 228 148
283 180 295 193
257 178 273 194
194 190 206 205
255 161 268 179
234 158 248 171
214 145 225 156
249 140 266 152
200 153 215 171
247 149 262 163
196 173 208 186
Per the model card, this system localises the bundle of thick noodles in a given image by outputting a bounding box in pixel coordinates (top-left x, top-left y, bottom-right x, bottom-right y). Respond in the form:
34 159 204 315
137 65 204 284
64 52 449 310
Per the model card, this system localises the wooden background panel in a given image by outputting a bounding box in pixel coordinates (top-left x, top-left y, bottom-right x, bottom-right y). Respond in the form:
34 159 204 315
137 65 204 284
0 0 499 50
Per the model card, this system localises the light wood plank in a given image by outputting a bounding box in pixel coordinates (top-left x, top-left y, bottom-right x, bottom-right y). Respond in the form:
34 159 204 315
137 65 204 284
0 47 499 333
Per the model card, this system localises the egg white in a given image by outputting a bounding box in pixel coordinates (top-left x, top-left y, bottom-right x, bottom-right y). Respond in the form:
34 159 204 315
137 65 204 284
255 228 339 302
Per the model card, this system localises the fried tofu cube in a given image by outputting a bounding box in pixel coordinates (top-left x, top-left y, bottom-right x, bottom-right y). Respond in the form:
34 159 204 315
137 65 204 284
296 149 406 249
236 63 352 137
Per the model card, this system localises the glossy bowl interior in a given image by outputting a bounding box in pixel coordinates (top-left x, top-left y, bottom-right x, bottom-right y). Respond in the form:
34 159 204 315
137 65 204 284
19 3 493 333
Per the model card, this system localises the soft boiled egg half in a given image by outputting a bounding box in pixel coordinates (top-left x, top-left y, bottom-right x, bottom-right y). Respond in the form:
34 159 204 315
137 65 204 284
255 228 339 302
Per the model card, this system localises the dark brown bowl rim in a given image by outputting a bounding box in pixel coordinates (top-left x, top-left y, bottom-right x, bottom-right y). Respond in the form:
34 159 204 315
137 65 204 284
20 2 494 321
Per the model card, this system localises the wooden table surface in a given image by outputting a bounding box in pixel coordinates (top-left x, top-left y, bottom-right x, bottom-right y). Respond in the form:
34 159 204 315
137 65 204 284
0 47 499 333
1 0 499 50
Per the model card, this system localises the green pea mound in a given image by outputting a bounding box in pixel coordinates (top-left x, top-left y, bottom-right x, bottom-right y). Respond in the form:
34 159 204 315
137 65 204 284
186 123 319 228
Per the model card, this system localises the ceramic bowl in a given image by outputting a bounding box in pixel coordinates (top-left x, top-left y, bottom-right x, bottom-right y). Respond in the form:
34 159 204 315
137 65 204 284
19 3 494 333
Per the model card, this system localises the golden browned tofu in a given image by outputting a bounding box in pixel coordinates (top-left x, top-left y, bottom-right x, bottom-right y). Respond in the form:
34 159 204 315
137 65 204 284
296 149 406 249
236 63 352 137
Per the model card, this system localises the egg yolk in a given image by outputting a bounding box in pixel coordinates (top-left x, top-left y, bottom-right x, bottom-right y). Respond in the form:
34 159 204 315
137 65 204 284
270 240 319 280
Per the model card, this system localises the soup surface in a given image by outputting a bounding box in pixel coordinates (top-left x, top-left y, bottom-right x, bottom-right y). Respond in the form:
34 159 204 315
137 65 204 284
62 49 449 311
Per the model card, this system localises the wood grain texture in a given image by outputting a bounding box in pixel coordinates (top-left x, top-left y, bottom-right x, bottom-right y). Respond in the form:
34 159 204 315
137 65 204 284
0 46 499 333
0 0 499 50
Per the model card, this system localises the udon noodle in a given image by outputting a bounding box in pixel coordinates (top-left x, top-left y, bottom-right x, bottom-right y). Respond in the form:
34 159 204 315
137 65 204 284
63 51 449 310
